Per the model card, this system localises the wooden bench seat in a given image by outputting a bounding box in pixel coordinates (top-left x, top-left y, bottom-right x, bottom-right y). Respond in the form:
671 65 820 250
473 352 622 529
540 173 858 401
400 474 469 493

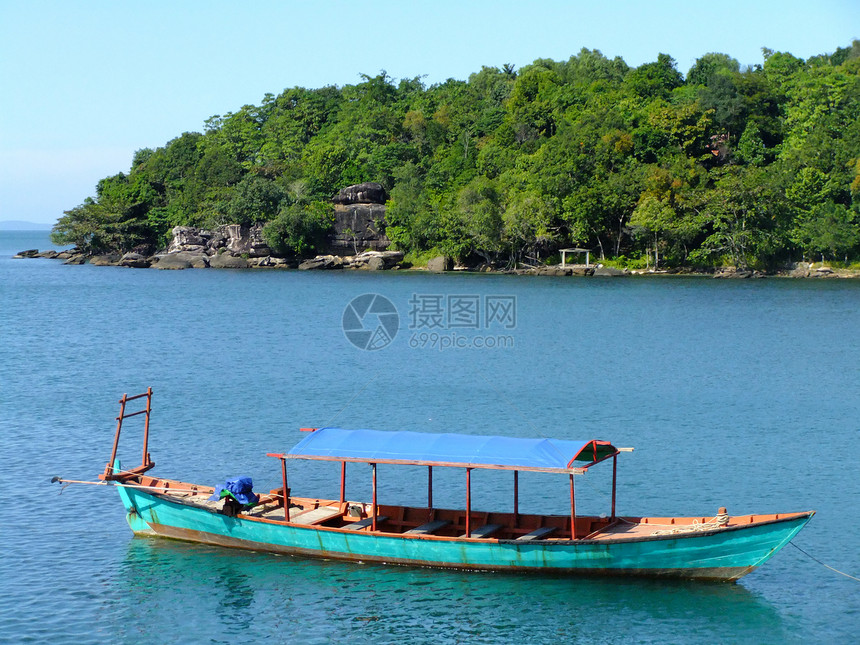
343 515 389 531
289 506 343 526
405 520 450 535
461 523 503 538
517 526 558 541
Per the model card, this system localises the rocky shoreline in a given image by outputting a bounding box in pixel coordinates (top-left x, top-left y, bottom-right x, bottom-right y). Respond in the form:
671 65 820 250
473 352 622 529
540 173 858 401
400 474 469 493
13 245 859 279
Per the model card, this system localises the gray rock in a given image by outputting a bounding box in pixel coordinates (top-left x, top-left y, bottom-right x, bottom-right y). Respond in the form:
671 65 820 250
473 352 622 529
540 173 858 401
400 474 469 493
362 256 386 271
167 226 209 252
208 253 249 269
536 266 572 276
427 256 453 273
298 255 344 270
63 254 86 265
713 268 753 279
349 250 403 270
593 266 627 277
332 182 387 205
119 252 152 268
89 254 122 266
208 230 228 249
253 256 293 268
37 250 59 259
13 249 40 258
811 267 838 278
329 203 389 254
166 224 272 258
253 256 278 268
153 252 197 270
223 223 272 257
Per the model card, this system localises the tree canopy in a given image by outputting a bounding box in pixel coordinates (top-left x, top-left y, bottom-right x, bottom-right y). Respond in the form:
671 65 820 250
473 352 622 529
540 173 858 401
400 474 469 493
53 43 860 267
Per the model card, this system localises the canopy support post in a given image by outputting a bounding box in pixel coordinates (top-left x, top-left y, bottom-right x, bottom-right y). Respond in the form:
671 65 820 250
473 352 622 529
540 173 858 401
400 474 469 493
280 457 291 522
569 474 577 539
465 468 472 538
427 466 433 521
513 470 519 527
371 463 378 532
339 461 346 504
611 454 617 520
141 386 152 469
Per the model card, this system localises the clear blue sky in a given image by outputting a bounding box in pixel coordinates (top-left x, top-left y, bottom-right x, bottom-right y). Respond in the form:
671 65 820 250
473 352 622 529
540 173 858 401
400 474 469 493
1 0 857 225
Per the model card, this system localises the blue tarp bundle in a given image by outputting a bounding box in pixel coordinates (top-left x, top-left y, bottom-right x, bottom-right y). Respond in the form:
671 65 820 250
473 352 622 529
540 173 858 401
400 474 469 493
287 428 617 471
208 476 260 505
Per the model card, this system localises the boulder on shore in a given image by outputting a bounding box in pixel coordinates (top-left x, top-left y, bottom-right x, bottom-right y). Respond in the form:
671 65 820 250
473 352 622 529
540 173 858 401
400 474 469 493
89 254 122 266
167 224 272 258
348 250 404 270
592 266 628 277
252 256 293 268
298 255 345 270
811 267 839 278
427 256 453 273
208 253 249 269
152 252 205 270
713 268 764 279
535 266 572 276
13 249 40 258
119 252 152 268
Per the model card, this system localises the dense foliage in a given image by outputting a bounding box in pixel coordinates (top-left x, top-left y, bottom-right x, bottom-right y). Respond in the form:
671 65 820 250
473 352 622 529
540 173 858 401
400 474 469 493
53 43 860 267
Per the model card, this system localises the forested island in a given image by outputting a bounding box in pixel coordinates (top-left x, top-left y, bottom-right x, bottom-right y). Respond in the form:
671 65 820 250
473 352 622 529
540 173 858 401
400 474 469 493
51 43 860 271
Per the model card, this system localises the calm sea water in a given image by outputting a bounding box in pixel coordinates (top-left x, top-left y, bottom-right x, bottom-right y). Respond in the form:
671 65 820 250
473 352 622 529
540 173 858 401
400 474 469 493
2 230 858 644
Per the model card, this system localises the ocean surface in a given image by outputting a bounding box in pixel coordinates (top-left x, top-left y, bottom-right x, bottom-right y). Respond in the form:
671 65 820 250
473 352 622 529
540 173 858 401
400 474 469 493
2 230 858 644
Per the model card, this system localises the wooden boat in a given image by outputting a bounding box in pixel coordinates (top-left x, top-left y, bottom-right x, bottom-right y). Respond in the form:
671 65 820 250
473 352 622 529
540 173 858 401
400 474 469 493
95 390 814 581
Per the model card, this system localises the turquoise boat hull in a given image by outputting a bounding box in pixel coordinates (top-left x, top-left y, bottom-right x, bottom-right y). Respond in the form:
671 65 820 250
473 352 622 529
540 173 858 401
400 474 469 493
118 487 813 581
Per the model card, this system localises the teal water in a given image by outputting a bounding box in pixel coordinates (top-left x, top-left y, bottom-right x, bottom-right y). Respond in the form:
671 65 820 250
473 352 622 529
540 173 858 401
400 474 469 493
1 231 858 644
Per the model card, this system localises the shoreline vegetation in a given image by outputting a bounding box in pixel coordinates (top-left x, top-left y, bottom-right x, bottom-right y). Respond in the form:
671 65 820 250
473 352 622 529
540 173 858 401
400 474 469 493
45 43 860 271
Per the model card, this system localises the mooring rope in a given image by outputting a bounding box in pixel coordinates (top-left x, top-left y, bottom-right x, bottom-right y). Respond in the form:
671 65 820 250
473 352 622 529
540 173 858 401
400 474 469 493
649 513 729 535
790 542 860 582
614 515 729 532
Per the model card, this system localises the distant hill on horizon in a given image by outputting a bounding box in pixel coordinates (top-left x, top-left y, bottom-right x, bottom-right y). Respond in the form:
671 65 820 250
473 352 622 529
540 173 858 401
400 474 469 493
0 220 54 231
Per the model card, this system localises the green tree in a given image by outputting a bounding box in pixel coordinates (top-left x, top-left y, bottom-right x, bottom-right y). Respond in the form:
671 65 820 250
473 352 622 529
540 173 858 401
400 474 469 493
453 176 504 262
692 167 790 268
262 200 334 256
736 121 767 165
225 175 287 226
624 53 683 100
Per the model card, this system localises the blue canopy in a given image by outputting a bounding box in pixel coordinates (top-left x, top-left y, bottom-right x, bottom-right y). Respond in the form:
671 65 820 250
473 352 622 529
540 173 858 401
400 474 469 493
285 428 618 473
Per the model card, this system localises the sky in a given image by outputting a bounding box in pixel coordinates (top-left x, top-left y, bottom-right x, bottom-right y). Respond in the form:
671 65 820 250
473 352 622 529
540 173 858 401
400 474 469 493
1 1 857 225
